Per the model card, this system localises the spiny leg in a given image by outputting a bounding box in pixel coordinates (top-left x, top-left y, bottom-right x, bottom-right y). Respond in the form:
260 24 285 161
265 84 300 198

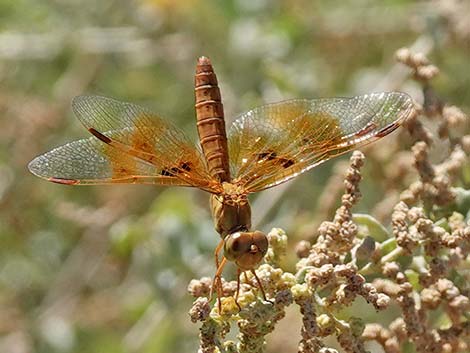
234 268 242 311
210 257 227 313
243 271 249 283
214 238 224 269
251 269 271 303
209 239 224 308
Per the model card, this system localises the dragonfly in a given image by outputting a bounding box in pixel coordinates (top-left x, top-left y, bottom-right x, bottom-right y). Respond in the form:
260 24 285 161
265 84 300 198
29 56 414 309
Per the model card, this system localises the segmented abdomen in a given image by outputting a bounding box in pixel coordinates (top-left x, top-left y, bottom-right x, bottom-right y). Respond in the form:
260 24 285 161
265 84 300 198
195 56 231 182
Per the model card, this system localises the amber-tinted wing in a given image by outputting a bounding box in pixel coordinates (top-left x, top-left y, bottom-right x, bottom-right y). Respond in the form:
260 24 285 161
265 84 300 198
228 92 414 193
29 96 219 192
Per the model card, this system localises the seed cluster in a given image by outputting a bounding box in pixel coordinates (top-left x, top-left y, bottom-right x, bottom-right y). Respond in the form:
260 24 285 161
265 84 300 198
188 48 469 353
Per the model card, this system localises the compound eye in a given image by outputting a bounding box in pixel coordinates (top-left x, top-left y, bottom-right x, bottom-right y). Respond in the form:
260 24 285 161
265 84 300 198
252 231 268 253
231 237 241 252
224 232 251 261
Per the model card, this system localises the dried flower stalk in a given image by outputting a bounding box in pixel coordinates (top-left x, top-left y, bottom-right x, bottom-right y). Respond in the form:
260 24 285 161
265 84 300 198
188 47 469 353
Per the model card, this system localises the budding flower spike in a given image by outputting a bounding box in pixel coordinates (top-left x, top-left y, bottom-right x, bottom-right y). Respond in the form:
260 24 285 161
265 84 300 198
28 56 415 311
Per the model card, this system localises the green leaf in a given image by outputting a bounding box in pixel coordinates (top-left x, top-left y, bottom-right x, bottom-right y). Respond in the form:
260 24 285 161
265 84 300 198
353 214 390 242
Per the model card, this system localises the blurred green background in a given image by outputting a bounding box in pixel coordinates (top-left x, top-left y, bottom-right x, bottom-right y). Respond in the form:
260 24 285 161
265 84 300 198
0 0 469 352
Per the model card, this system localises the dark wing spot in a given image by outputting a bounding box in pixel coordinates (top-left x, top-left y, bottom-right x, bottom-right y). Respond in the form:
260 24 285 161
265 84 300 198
280 158 295 168
256 150 295 169
181 162 192 172
160 168 174 176
160 161 192 177
257 151 277 161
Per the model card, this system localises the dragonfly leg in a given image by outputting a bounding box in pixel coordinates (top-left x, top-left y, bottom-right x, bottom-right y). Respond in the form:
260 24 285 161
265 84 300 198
209 256 227 313
234 268 242 312
209 239 225 312
251 269 272 303
214 238 224 269
243 271 249 282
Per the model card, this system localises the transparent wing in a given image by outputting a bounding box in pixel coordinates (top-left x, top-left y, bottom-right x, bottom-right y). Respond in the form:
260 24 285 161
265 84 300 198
29 136 193 186
29 95 220 192
228 92 414 193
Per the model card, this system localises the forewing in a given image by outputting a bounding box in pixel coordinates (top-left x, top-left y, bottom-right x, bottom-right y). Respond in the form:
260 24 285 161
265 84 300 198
228 92 414 192
67 95 219 192
28 135 195 186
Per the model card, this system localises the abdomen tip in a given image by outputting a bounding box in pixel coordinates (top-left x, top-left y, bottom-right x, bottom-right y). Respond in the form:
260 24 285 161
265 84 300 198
197 56 211 65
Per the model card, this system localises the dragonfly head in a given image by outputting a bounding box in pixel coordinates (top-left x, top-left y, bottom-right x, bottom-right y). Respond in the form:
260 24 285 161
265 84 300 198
224 230 268 270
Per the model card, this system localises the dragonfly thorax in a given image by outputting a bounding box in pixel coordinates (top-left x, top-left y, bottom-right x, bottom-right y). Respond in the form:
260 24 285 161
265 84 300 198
210 188 250 237
219 182 248 205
